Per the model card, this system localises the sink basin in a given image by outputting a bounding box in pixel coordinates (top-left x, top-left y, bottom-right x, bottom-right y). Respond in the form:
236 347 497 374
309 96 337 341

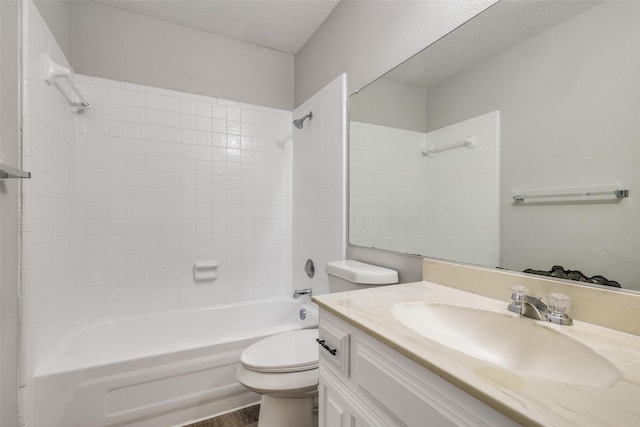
391 302 620 387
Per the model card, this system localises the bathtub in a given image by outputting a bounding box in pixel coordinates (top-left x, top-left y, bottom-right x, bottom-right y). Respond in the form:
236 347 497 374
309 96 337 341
33 298 318 427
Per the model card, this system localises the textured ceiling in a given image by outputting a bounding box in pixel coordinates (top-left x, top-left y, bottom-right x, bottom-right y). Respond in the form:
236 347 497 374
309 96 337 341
91 0 340 54
383 0 601 89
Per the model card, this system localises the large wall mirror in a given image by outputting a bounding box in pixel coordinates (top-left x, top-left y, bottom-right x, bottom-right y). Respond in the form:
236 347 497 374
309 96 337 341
349 0 640 292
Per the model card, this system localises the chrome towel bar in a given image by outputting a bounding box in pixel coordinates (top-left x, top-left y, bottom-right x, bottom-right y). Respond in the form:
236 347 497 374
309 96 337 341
514 189 629 202
0 163 31 180
422 135 476 157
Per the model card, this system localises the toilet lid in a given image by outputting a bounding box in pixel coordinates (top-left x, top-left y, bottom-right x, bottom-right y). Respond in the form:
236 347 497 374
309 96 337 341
241 329 319 373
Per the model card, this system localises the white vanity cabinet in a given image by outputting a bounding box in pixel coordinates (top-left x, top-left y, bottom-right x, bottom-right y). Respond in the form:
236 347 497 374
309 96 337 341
318 309 519 427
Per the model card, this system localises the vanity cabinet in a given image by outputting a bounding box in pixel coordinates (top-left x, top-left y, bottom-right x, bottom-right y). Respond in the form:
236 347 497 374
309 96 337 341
318 309 519 427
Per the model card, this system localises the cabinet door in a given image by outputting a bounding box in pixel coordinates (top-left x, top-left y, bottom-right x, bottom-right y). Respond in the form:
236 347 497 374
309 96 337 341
320 370 402 427
352 414 374 427
319 379 350 427
319 381 380 427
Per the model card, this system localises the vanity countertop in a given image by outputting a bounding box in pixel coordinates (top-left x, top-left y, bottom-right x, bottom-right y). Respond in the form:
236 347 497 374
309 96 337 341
313 281 640 427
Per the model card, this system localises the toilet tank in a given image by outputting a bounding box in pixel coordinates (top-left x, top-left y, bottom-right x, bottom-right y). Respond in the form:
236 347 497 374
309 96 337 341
325 260 399 293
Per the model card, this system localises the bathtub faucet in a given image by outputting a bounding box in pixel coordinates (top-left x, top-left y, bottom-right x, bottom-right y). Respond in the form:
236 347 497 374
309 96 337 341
293 288 312 299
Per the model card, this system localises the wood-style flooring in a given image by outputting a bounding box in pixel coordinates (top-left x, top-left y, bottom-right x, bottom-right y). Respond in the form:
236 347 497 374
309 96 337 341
182 404 259 427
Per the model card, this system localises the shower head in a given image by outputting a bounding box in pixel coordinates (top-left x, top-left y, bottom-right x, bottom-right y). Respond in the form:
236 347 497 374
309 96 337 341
293 111 313 129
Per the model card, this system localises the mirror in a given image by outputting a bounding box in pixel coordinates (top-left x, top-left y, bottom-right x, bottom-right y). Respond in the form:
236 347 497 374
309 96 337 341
349 0 640 292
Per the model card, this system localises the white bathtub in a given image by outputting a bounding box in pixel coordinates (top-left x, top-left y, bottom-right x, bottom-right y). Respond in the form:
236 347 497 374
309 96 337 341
34 298 318 427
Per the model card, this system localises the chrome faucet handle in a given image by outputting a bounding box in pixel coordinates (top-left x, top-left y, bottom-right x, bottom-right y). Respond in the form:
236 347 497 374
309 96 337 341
293 288 312 299
546 293 573 325
510 285 531 301
507 285 531 314
508 286 547 320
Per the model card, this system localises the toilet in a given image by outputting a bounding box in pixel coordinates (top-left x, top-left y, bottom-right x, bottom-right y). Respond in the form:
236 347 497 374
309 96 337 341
236 260 399 427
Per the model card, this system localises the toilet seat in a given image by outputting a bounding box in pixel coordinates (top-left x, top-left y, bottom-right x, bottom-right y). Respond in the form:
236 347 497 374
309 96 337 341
241 329 319 373
236 364 319 396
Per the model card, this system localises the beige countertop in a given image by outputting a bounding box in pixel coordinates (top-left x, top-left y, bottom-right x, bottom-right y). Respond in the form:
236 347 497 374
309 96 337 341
313 281 640 427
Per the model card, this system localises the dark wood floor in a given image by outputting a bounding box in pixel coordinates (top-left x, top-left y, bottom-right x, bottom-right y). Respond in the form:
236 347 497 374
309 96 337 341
183 405 259 427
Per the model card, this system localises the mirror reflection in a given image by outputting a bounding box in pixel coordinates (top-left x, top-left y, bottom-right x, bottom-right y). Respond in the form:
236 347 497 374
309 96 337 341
349 0 640 291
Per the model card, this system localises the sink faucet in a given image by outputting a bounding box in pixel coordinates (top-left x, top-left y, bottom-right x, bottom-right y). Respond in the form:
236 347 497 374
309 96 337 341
507 286 573 325
293 288 312 299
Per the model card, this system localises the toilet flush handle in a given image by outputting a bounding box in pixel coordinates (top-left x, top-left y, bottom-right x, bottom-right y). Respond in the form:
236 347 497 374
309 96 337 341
293 288 312 299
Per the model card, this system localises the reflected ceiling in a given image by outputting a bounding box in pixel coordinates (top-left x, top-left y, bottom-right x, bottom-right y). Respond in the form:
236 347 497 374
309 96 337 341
384 0 599 89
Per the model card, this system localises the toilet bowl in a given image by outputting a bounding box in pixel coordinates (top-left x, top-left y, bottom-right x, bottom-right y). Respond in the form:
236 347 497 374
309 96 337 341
236 260 398 427
236 329 319 427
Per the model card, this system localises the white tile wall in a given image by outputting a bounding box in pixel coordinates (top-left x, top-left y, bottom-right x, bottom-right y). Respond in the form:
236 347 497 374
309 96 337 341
350 122 427 254
20 2 293 424
349 111 500 267
75 76 292 321
423 111 500 267
292 74 347 295
20 2 80 425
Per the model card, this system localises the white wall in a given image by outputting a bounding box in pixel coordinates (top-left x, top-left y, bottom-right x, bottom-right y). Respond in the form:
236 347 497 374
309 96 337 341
75 75 292 321
349 78 427 133
31 1 294 110
71 1 294 110
424 1 640 288
292 74 346 295
32 0 71 60
350 122 426 253
0 0 21 424
20 1 80 424
294 0 497 106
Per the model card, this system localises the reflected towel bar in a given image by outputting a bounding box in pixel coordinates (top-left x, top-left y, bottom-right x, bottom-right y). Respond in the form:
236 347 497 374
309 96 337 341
422 135 476 157
0 163 31 180
513 189 629 202
44 54 90 113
